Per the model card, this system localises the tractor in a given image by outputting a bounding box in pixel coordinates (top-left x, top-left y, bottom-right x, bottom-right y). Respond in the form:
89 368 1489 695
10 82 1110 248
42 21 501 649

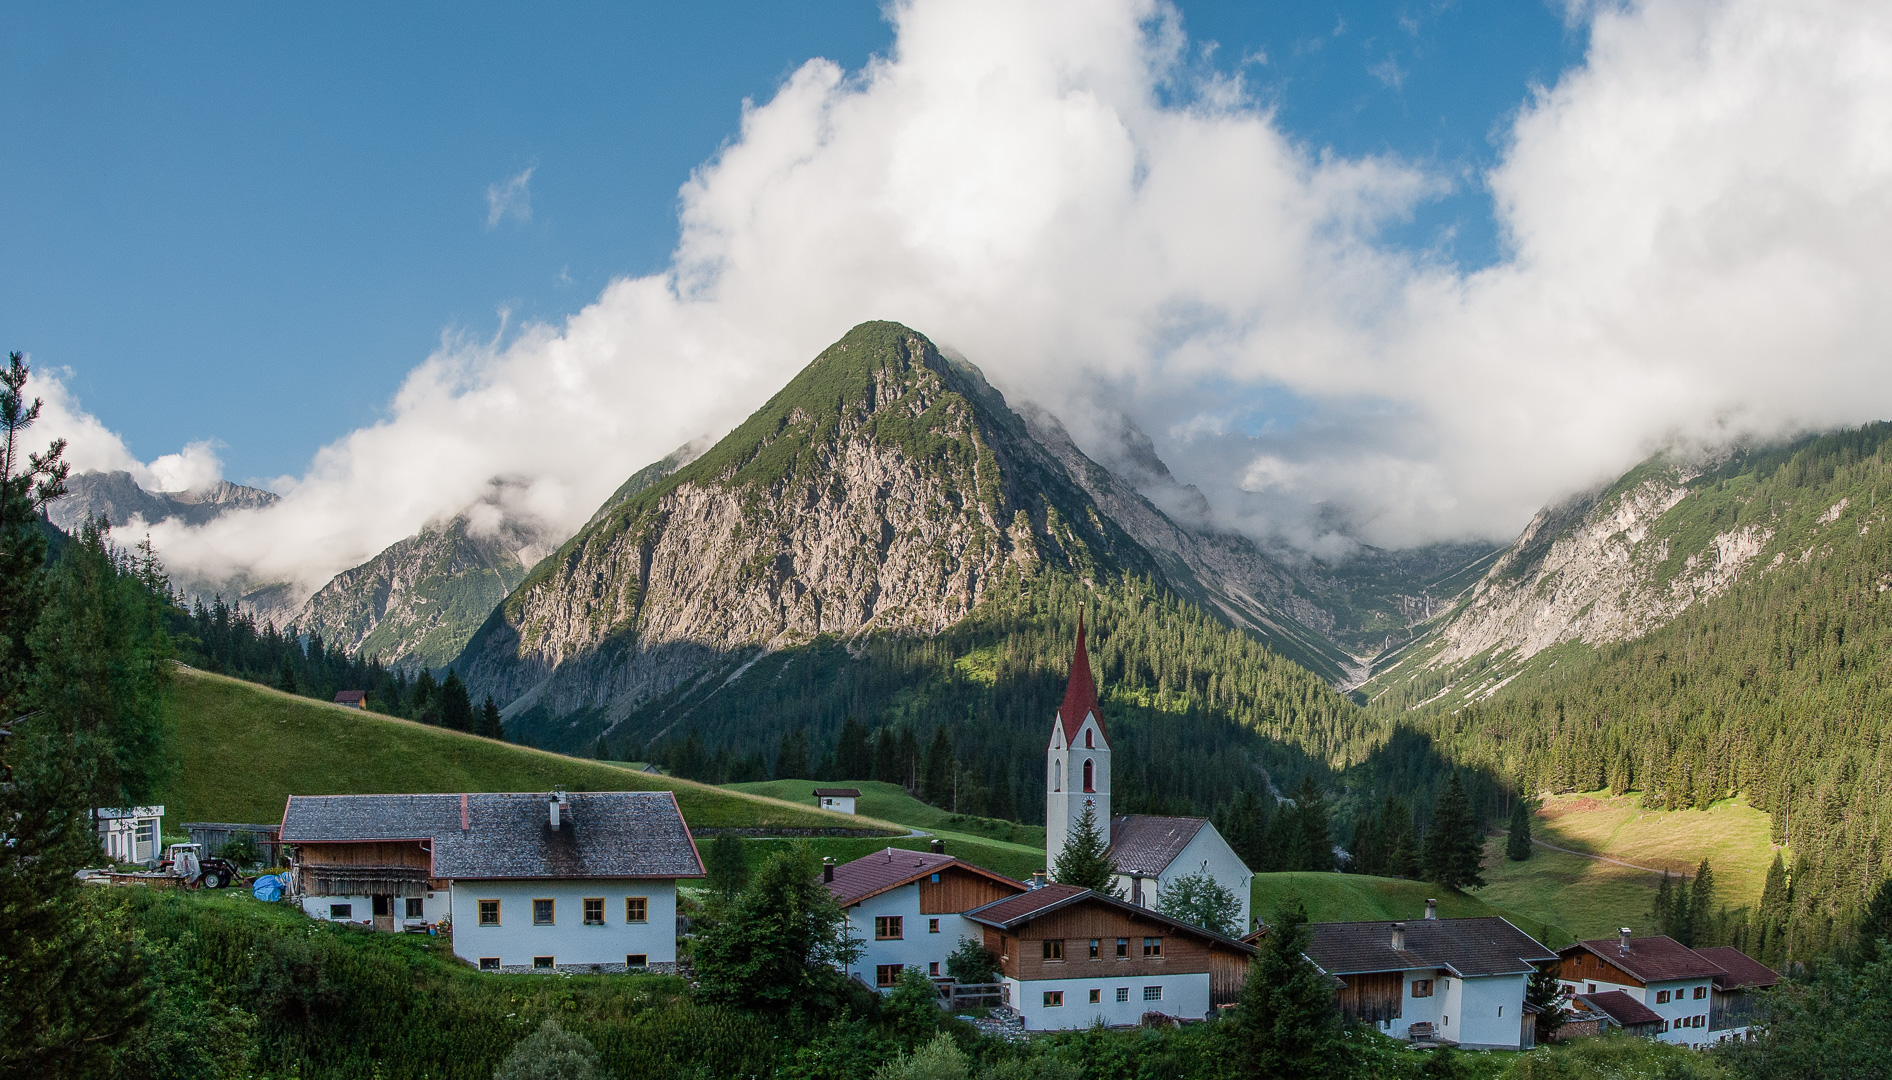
157 843 241 889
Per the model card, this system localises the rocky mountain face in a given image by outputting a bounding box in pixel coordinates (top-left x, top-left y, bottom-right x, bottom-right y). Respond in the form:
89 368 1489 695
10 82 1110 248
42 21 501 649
55 471 278 533
1368 432 1887 706
460 321 1165 725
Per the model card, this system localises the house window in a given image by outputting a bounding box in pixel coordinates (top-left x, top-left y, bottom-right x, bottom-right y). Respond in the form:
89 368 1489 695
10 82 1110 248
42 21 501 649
929 962 940 976
533 899 555 926
1089 989 1102 1003
478 900 500 926
480 957 500 970
329 903 352 920
626 897 648 923
1143 986 1163 1001
1499 1006 1504 1017
1043 939 1064 961
1694 986 1708 1000
1143 937 1162 958
1411 979 1434 998
626 954 648 968
929 918 940 934
1043 991 1064 1007
877 964 904 987
1116 938 1129 959
1116 987 1129 1002
583 898 605 925
1661 1021 1670 1033
1586 983 1596 995
1089 938 1101 960
405 897 424 919
1444 1015 1450 1027
1657 990 1671 1004
1083 759 1095 792
533 956 555 970
876 916 904 940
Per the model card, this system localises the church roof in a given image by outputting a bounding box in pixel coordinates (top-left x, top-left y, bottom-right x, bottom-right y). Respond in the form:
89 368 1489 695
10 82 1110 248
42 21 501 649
1054 611 1105 747
1107 814 1208 876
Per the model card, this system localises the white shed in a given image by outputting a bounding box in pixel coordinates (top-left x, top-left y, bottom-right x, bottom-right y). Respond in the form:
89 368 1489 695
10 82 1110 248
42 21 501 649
96 805 164 865
814 788 861 815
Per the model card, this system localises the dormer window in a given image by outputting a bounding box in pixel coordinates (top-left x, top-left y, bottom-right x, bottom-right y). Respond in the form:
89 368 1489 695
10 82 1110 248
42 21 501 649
1085 728 1094 749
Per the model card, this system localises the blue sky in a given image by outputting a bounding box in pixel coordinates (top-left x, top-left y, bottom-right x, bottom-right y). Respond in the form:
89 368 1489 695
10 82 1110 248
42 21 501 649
1 2 1583 486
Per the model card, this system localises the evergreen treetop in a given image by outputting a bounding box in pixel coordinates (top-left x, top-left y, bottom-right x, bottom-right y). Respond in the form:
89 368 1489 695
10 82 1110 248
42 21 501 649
1505 798 1534 862
1422 775 1485 891
1052 802 1119 894
1225 898 1347 1080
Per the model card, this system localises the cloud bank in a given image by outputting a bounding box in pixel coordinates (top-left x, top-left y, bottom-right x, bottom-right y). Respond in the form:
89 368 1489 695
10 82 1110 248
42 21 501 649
40 0 1892 597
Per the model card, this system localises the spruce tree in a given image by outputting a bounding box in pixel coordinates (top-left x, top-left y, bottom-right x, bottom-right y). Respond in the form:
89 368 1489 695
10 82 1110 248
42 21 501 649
1524 964 1569 1040
438 669 474 731
1287 775 1334 872
1505 797 1534 861
1684 859 1715 948
921 726 953 806
774 728 810 780
1422 775 1485 890
277 652 299 694
1224 898 1346 1080
872 726 898 782
1856 876 1892 966
834 717 872 780
1758 853 1791 964
704 833 751 899
1052 802 1118 893
478 695 504 739
896 727 920 791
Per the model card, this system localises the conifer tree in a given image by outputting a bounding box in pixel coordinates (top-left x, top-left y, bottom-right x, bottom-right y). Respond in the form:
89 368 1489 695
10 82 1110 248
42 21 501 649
1855 876 1892 966
276 652 299 694
895 727 920 791
1422 775 1485 890
1684 859 1715 948
704 833 751 900
871 726 898 783
774 728 810 780
1505 797 1534 861
478 695 504 740
1224 898 1346 1080
834 716 872 780
1653 871 1678 937
1758 853 1791 964
1524 964 1569 1040
438 669 474 731
1286 775 1334 872
1052 802 1118 893
921 726 953 806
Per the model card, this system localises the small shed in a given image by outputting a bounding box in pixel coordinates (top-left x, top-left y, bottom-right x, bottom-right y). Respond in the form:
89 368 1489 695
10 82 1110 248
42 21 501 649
184 822 285 866
96 805 164 865
333 690 368 709
814 788 861 814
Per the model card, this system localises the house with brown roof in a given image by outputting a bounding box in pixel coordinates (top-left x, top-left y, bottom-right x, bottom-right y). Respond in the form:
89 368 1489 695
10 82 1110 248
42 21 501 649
962 882 1255 1029
1696 946 1777 1041
1556 931 1768 1047
822 842 1027 989
1046 616 1252 930
332 690 367 709
1564 990 1664 1039
280 790 703 974
1290 904 1558 1050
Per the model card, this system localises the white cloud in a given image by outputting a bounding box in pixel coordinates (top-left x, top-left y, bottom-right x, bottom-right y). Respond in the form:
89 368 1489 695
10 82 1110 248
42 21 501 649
35 0 1892 603
485 166 535 228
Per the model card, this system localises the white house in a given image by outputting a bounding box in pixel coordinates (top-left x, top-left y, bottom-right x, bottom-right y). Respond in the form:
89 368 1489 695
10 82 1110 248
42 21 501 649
814 788 861 815
1556 932 1745 1047
1290 906 1559 1050
1695 946 1778 1041
961 882 1255 1029
279 790 703 973
96 805 164 865
1045 616 1253 930
825 843 1027 988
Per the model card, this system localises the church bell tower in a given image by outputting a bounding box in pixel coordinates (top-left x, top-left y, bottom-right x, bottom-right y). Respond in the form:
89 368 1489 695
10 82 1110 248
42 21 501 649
1046 609 1111 874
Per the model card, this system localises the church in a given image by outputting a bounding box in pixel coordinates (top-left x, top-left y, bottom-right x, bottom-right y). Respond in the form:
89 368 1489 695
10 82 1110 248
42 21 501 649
1045 615 1255 932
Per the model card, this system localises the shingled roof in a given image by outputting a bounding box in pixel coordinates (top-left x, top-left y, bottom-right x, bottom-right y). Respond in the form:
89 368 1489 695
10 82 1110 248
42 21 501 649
1302 917 1557 977
1696 947 1778 990
824 848 1025 907
1576 990 1663 1028
963 883 1255 954
1108 814 1208 876
1561 935 1726 983
1054 613 1104 747
280 791 703 880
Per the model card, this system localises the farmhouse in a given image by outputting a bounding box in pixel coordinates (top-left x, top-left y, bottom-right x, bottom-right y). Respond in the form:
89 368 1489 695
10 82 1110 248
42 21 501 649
332 690 367 709
279 789 702 973
824 843 1026 987
1291 906 1558 1050
1046 616 1252 929
1556 931 1753 1046
963 882 1255 1029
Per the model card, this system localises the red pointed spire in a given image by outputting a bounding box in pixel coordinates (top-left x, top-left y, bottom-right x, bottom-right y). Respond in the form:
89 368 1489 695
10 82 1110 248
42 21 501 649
1056 606 1103 747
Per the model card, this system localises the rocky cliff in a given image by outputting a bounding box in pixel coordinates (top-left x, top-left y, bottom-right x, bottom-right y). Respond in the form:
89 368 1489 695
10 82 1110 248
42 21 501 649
459 321 1163 724
56 471 278 533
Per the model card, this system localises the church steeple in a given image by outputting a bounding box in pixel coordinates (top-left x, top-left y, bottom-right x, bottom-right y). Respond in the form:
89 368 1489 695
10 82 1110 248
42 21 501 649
1046 606 1111 876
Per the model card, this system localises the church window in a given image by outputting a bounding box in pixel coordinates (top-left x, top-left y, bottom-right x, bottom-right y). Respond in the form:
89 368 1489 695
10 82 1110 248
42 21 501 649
1083 760 1094 793
1053 761 1062 792
1085 729 1093 748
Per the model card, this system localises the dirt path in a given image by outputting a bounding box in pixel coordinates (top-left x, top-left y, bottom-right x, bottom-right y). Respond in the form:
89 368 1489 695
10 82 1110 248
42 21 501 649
1493 829 1682 878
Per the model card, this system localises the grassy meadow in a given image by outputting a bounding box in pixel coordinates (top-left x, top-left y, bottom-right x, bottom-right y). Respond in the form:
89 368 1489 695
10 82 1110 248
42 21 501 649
158 666 892 833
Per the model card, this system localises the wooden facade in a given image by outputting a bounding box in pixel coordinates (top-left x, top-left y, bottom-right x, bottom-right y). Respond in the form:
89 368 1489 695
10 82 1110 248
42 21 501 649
296 841 431 869
919 867 1020 915
293 840 438 898
981 897 1248 1000
1561 950 1644 989
1334 970 1404 1024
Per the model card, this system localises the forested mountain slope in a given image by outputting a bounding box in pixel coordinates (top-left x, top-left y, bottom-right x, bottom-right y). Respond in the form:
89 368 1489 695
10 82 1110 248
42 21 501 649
1375 423 1892 959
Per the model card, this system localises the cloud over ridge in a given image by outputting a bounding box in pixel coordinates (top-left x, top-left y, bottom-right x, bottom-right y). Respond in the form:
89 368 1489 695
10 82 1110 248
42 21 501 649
41 0 1892 600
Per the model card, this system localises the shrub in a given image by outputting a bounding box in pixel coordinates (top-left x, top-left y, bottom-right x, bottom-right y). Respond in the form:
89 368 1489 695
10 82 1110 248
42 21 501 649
494 1019 602 1080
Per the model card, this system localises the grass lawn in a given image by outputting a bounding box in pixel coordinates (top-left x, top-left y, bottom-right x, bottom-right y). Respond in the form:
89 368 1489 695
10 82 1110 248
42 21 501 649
1251 872 1573 945
160 667 895 833
724 779 1048 881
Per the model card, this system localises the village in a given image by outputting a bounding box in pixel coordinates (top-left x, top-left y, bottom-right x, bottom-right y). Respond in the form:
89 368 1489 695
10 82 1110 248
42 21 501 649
89 625 1778 1055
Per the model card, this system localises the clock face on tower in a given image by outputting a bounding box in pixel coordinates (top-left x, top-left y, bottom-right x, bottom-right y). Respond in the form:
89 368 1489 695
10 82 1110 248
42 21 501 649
1085 798 1094 808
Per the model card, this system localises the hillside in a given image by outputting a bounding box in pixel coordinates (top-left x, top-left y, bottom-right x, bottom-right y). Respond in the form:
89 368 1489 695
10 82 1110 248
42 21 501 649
1366 422 1892 960
1249 872 1559 941
157 666 888 833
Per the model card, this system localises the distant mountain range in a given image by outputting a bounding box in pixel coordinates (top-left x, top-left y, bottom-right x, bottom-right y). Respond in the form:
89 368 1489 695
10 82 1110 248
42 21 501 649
56 470 279 533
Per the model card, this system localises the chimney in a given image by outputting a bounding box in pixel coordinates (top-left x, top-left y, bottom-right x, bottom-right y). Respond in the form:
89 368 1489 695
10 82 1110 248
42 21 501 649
930 838 945 855
549 788 568 829
1029 871 1046 890
1391 921 1407 952
822 857 835 884
1425 898 1438 920
1619 927 1632 954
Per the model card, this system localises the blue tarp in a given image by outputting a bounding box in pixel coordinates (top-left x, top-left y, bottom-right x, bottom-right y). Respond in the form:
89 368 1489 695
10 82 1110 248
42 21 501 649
251 874 284 902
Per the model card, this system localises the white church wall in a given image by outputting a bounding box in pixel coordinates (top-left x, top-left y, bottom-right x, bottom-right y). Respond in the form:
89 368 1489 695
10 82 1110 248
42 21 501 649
1045 714 1110 872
